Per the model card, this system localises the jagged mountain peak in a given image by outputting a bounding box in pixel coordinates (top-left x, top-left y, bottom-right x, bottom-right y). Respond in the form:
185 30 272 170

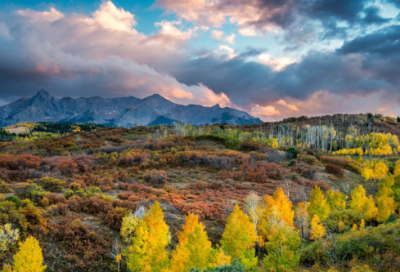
35 89 52 99
0 89 262 127
211 104 221 109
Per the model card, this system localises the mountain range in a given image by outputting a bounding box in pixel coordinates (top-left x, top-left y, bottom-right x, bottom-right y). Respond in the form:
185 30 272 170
0 90 262 127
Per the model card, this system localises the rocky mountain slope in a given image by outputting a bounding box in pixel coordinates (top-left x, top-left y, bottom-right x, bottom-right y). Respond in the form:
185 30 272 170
0 90 262 127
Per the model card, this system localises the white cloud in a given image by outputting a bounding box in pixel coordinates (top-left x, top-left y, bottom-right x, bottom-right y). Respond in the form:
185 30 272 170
257 53 297 71
17 7 64 22
225 33 235 44
218 45 236 59
155 20 193 39
238 27 259 37
211 30 235 44
211 30 224 39
92 1 137 33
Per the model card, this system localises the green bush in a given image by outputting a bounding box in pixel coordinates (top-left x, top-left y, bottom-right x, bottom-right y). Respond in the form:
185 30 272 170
324 209 365 233
0 201 28 234
37 177 65 192
300 220 400 265
286 147 300 159
4 196 21 210
193 135 240 150
190 260 247 272
14 183 48 204
297 155 318 165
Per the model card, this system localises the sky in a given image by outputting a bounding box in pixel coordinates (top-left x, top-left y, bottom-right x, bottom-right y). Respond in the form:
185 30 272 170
0 0 400 121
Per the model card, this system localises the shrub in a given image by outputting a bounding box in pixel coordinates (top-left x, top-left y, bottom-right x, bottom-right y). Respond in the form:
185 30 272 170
20 202 48 232
0 180 12 193
292 162 317 179
105 207 128 231
143 169 168 187
320 156 362 174
324 209 365 233
67 196 84 212
52 215 112 269
57 159 78 176
0 201 28 234
286 147 300 159
300 220 400 266
4 196 21 209
37 177 65 192
297 155 318 165
14 183 48 204
325 164 344 178
0 223 19 253
118 182 129 190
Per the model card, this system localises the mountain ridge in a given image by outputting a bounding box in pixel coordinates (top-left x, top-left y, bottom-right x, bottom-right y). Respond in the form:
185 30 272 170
0 90 262 127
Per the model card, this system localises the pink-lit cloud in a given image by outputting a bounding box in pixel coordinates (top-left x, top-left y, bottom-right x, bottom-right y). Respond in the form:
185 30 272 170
0 2 232 107
154 0 296 36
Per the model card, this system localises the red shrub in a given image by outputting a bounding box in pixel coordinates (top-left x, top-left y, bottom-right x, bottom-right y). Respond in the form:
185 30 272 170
118 182 129 190
52 215 112 269
57 159 78 176
143 169 167 187
0 154 40 170
325 164 344 177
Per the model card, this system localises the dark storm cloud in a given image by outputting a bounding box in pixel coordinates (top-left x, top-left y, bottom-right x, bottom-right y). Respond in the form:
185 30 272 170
172 25 400 108
361 6 391 24
338 25 400 56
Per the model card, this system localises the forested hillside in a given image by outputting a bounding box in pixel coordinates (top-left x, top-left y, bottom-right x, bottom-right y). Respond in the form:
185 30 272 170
1 113 400 272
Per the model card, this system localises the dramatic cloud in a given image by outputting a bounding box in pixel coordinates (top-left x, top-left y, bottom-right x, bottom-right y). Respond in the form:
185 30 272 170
1 0 400 121
0 1 230 107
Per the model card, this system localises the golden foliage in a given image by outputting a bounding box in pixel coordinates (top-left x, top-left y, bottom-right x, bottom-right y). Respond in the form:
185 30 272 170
13 236 46 272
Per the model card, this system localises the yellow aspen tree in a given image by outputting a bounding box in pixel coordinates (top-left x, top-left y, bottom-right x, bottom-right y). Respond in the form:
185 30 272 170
259 188 295 243
359 219 365 229
295 202 309 242
221 205 257 271
170 213 216 272
376 187 396 223
310 215 325 240
394 160 400 175
13 236 46 272
263 222 301 271
263 188 294 227
307 186 330 222
128 201 170 272
349 185 368 212
128 220 150 272
363 195 378 221
350 224 358 231
374 160 389 180
327 190 346 210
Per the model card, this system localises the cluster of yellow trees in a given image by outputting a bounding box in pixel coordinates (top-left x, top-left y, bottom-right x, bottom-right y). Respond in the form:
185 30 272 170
119 193 301 272
116 182 397 272
1 183 396 272
333 133 400 156
2 236 46 272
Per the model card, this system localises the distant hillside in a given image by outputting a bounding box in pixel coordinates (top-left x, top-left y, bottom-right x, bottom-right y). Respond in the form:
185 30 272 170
0 90 262 127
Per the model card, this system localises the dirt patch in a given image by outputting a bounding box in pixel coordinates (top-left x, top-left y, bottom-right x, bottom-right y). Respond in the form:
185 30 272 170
5 126 31 135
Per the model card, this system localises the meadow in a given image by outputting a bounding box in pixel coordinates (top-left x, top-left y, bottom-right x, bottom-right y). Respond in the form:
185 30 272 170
1 113 400 272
